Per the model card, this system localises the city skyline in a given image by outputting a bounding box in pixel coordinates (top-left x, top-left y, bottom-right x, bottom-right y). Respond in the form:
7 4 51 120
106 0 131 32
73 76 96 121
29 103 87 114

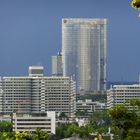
0 0 140 82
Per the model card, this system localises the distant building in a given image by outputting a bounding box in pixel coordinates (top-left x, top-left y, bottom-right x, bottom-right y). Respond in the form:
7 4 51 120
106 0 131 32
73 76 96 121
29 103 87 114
52 52 63 76
29 66 44 77
107 84 140 109
76 99 106 114
0 66 76 120
12 111 55 134
62 18 107 92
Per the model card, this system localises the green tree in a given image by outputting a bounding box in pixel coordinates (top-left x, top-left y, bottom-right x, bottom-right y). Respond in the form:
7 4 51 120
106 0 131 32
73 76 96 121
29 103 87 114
56 122 94 139
2 128 49 140
32 128 49 140
89 111 111 133
109 104 140 140
56 123 71 139
131 0 140 9
59 112 68 120
3 132 16 140
130 98 140 108
0 121 12 132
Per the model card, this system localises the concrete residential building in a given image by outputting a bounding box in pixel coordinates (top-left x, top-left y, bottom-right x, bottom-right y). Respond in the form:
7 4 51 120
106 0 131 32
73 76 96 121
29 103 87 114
107 84 140 109
0 66 76 119
52 52 63 76
12 111 55 134
62 18 107 92
0 77 32 114
76 99 106 114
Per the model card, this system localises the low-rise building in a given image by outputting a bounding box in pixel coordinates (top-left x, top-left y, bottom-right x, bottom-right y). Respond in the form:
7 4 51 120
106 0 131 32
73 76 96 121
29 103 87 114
12 111 55 134
0 115 11 122
76 99 106 114
107 84 140 109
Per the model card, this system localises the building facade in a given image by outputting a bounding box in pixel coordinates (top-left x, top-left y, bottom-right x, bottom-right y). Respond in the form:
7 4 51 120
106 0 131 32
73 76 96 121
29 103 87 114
0 67 76 119
52 52 63 76
62 18 107 92
12 111 55 134
76 99 106 114
107 84 140 109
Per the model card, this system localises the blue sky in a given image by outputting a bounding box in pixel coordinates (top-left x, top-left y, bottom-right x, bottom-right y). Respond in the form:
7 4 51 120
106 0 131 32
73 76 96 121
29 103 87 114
0 0 139 81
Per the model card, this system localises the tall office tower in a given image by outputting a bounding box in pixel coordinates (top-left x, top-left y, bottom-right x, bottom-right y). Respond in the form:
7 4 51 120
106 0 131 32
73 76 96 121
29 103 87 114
52 52 63 76
62 18 107 92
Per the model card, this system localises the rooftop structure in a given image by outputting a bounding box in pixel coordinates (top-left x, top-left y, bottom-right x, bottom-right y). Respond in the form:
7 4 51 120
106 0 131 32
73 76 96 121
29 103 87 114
29 66 44 77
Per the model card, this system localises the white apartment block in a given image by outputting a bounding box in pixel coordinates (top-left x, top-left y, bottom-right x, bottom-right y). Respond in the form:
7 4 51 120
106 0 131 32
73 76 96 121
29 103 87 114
12 111 55 134
76 99 106 113
107 84 140 109
0 66 76 119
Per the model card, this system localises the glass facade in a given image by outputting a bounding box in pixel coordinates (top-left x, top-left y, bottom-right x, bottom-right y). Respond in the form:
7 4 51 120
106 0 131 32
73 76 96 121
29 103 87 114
62 18 107 92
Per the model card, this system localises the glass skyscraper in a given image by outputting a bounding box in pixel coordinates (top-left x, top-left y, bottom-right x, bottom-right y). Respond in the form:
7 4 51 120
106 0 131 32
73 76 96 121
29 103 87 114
62 18 107 92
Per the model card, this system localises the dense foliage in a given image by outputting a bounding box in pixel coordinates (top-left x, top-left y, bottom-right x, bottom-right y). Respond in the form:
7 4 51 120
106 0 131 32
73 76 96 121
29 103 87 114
89 111 111 134
56 110 111 139
131 0 140 9
0 121 12 132
109 100 140 140
0 128 49 140
56 123 94 139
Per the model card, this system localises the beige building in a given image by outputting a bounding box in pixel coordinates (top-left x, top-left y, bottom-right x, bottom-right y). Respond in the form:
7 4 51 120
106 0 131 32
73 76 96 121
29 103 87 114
52 52 63 76
0 66 76 119
107 84 140 109
12 111 55 134
76 99 106 114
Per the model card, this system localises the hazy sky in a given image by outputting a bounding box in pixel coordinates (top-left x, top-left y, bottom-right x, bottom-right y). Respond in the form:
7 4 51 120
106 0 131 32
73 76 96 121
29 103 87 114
0 0 140 82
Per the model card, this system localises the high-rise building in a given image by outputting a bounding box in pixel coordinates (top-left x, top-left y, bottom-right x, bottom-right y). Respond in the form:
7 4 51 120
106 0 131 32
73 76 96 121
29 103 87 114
62 18 107 92
52 52 63 76
0 66 76 119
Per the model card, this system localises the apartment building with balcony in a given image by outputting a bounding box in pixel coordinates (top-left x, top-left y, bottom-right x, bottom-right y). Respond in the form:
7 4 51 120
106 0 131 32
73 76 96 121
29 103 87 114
0 66 76 119
107 84 140 109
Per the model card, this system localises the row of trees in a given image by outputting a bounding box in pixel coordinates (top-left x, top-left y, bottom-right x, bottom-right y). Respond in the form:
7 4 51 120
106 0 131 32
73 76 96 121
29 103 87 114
0 128 50 140
56 99 140 140
56 123 94 139
56 123 110 140
56 110 111 140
